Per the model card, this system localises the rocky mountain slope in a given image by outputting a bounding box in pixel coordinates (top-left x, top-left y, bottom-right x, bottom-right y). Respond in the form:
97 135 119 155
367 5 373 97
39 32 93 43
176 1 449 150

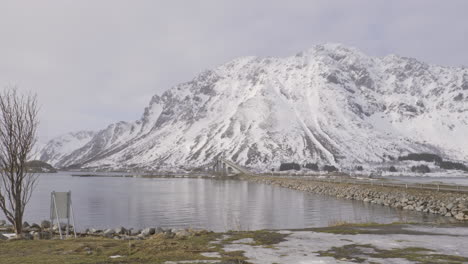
39 131 96 166
40 44 468 170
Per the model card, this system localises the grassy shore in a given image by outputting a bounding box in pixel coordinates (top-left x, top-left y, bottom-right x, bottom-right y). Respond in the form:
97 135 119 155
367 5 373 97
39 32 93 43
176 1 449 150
0 230 280 264
2 223 468 264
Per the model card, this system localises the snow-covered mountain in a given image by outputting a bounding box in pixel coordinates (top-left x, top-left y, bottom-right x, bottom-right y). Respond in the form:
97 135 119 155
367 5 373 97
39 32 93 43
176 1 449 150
39 131 96 167
40 44 468 170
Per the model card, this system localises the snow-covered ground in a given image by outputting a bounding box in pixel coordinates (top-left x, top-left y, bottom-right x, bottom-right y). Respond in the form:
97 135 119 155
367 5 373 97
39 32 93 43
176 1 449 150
221 224 468 264
348 160 468 185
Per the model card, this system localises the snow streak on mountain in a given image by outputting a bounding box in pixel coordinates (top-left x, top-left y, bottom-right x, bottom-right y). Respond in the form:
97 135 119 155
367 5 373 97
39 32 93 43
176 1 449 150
40 44 468 170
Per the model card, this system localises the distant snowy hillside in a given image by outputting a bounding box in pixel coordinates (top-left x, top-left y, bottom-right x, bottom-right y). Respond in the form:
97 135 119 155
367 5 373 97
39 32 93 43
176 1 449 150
39 131 96 166
39 44 468 170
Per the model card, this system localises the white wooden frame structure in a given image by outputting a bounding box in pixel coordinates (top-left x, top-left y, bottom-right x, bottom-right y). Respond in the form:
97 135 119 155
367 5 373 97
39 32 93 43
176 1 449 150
50 191 77 239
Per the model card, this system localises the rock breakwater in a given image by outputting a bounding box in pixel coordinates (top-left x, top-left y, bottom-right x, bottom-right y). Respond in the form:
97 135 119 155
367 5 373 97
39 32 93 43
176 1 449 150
244 176 468 221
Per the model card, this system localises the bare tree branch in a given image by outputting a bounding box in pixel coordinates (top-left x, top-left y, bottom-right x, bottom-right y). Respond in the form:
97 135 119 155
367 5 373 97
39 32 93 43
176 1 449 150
0 87 39 235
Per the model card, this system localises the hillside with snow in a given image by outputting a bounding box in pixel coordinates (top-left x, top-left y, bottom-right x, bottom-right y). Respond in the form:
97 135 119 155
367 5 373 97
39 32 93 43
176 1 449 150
39 131 96 166
39 44 468 170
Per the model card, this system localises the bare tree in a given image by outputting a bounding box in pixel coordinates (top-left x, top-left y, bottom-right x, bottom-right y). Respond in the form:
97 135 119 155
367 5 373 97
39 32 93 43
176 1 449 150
0 87 39 236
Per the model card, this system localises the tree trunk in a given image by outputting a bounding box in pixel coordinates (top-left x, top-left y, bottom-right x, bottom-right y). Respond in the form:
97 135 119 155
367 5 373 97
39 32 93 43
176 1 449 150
14 216 23 236
15 198 23 235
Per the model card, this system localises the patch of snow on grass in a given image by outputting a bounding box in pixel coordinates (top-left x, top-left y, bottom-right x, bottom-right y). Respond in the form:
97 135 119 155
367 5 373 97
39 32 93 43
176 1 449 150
223 228 468 263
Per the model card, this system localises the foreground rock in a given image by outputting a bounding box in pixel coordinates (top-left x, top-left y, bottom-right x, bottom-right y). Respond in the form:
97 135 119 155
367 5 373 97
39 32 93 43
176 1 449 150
28 231 51 240
0 220 209 241
103 229 116 238
114 226 126 234
141 227 155 237
82 227 207 240
40 220 51 229
244 175 468 221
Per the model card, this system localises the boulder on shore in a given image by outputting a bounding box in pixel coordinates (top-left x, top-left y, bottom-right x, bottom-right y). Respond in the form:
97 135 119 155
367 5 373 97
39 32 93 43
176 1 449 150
114 227 127 235
41 220 51 229
53 223 68 231
103 229 116 237
33 231 52 240
175 229 191 239
141 227 155 237
129 229 140 236
30 223 41 230
22 233 33 240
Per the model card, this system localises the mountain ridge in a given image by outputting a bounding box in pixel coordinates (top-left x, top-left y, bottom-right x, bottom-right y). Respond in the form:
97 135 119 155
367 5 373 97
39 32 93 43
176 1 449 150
39 44 468 170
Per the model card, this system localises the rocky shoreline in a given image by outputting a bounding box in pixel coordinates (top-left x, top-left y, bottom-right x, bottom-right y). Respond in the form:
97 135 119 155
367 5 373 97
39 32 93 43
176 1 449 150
242 175 468 221
0 220 209 241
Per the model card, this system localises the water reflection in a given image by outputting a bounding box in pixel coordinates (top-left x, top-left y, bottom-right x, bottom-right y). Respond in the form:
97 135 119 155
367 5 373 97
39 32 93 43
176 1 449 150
12 172 447 231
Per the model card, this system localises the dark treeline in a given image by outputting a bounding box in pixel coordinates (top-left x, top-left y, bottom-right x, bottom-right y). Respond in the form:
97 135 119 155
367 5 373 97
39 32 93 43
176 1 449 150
279 162 338 172
438 161 468 172
279 163 301 171
304 163 319 171
322 165 338 172
399 153 442 163
277 153 467 173
399 153 468 172
411 164 431 173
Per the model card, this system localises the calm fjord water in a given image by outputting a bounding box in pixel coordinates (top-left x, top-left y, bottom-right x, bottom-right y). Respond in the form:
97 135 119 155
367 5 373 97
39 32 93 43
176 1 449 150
19 172 442 231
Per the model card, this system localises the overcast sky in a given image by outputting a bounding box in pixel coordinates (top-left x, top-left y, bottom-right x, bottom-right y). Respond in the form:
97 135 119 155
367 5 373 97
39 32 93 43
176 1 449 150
1 0 467 143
